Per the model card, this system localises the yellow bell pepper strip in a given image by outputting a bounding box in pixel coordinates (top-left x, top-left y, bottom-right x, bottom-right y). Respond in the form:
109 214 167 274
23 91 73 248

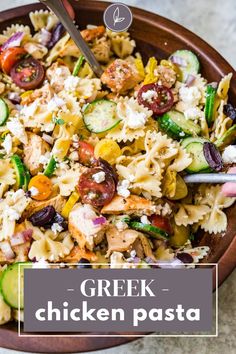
61 191 80 218
143 57 158 85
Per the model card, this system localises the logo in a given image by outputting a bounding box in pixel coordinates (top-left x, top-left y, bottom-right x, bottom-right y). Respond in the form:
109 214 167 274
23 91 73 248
103 3 133 32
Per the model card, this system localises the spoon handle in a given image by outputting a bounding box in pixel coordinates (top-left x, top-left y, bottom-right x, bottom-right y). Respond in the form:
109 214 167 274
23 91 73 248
39 0 103 77
184 173 236 184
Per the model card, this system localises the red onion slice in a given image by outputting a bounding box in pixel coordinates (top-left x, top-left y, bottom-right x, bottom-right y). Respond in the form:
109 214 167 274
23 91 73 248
8 92 21 104
185 74 196 87
0 241 15 259
40 28 52 46
92 216 107 226
170 55 188 67
10 229 33 246
1 32 24 51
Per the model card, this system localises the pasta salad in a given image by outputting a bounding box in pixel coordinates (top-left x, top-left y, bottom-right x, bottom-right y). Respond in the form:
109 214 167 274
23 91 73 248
0 9 236 324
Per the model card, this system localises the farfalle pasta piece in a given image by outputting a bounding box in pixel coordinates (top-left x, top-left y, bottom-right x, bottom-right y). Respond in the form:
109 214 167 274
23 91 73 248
174 204 210 227
27 223 74 262
169 148 192 172
110 34 135 59
2 23 31 37
217 73 233 100
0 159 16 185
211 99 233 141
46 33 70 66
196 185 235 234
107 97 153 142
29 10 58 31
53 163 84 197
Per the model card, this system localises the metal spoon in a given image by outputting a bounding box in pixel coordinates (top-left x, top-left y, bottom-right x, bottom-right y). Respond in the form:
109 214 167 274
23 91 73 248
184 173 236 184
39 0 103 77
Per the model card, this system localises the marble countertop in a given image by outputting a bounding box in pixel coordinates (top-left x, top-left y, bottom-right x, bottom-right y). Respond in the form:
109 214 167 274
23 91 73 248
0 1 236 354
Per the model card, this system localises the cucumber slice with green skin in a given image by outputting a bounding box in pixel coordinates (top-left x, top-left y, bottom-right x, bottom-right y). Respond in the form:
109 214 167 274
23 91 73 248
205 84 217 126
215 124 236 149
11 155 26 189
44 156 57 177
0 98 9 126
181 136 210 149
128 221 169 240
169 50 200 82
159 110 201 140
185 142 211 173
83 99 121 134
0 262 32 309
72 55 84 76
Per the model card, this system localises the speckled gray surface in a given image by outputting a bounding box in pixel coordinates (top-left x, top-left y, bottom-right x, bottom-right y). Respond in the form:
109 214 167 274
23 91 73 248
0 1 235 353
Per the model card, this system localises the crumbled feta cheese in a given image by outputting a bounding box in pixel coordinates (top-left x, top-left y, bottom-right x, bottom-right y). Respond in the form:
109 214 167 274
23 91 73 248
10 189 25 203
55 68 63 76
7 118 28 144
162 202 172 216
20 101 38 118
64 76 80 91
142 90 158 103
1 134 12 155
47 95 66 111
39 152 51 167
126 106 147 129
32 258 49 269
140 215 151 224
51 223 64 234
179 131 185 137
184 107 203 120
179 86 201 106
117 180 131 198
5 207 20 221
222 145 236 164
130 250 136 258
92 171 106 183
29 186 39 197
116 220 128 231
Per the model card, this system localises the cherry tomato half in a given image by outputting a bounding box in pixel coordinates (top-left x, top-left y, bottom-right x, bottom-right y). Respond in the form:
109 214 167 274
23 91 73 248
78 141 95 166
149 214 173 235
10 57 45 90
78 167 116 207
0 47 27 74
138 83 174 115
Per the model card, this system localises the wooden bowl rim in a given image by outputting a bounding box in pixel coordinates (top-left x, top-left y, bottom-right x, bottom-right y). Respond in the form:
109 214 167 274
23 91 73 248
0 1 235 352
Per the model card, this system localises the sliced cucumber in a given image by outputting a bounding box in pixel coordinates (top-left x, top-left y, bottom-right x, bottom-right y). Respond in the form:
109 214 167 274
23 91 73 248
44 156 57 177
184 141 211 173
11 155 25 189
0 262 32 309
181 136 210 149
205 84 217 126
159 110 201 140
215 125 236 149
0 98 9 126
83 99 121 134
72 55 84 76
128 221 169 240
169 50 200 82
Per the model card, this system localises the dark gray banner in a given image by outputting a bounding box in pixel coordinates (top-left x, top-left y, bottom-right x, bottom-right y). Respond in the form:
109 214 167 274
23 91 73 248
24 268 212 333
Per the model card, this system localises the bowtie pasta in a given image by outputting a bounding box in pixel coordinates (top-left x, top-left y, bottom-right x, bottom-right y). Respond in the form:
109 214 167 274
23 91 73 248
0 9 235 324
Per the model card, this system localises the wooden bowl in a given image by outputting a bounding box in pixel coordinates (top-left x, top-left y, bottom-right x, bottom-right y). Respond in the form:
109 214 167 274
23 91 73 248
0 1 236 352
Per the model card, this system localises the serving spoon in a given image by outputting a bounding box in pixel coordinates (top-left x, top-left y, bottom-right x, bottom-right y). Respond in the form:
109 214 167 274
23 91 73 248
184 173 236 184
39 0 103 77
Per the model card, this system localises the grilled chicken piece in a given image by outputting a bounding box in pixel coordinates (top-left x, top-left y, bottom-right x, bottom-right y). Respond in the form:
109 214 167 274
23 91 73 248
23 132 50 175
69 204 105 250
81 26 106 42
64 246 97 263
101 195 155 215
101 59 142 93
106 226 140 256
23 195 66 219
